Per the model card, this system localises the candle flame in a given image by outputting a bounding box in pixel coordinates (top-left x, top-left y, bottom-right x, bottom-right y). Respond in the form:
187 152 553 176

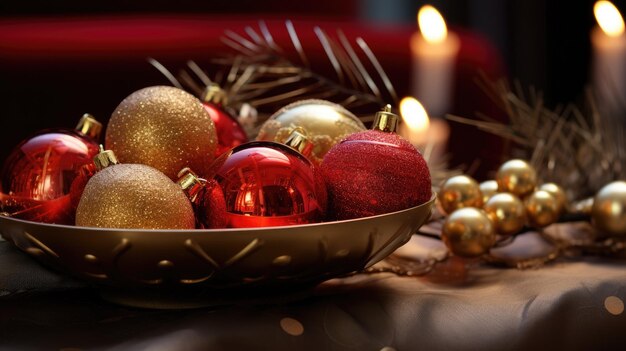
400 97 430 133
594 1 625 37
418 5 448 44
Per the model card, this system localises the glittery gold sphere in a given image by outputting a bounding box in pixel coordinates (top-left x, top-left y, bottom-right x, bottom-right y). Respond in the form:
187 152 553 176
496 159 537 197
592 181 626 236
256 99 365 164
442 208 496 257
484 193 526 236
75 164 195 229
106 86 217 180
539 183 567 214
438 175 483 214
479 180 499 204
525 190 559 228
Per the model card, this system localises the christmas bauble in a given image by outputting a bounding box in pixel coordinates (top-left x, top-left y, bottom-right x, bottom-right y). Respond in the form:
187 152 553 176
538 183 567 214
592 181 626 236
256 99 365 164
200 83 248 158
320 106 431 220
209 141 326 228
525 190 559 228
0 114 102 224
439 175 483 214
483 192 526 236
496 159 537 197
479 180 499 205
442 207 496 258
75 164 195 229
69 146 119 211
106 86 218 180
203 102 248 158
177 167 227 229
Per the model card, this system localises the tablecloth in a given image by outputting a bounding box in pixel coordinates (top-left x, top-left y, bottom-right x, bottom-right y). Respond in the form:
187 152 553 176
1 237 626 350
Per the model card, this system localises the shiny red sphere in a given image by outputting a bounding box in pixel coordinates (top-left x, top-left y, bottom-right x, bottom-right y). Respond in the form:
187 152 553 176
320 130 431 220
203 102 248 157
209 141 326 228
0 129 99 224
194 179 228 229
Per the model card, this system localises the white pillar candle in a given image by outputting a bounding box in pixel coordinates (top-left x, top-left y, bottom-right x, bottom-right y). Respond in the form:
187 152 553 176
591 1 626 114
411 5 461 118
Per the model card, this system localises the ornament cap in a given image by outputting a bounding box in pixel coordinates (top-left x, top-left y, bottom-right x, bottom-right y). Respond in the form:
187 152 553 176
284 128 314 157
76 113 103 140
176 167 205 203
371 104 399 133
201 83 228 106
93 145 119 171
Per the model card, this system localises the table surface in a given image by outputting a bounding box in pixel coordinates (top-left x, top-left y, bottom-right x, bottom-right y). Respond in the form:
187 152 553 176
1 237 626 351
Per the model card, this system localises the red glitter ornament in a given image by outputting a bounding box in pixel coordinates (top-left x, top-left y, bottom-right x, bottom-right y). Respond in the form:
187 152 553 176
0 114 102 224
320 105 431 220
208 130 326 228
177 168 227 229
201 83 248 157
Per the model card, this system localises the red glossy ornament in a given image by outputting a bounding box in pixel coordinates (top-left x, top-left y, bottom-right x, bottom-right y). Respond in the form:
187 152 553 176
0 115 102 224
201 83 248 157
69 146 119 211
203 103 248 157
69 163 97 211
177 168 228 229
208 139 326 228
320 105 431 220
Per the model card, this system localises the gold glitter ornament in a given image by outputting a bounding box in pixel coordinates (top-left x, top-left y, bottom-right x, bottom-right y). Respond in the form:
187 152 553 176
496 159 537 197
525 190 559 228
442 207 496 257
75 164 195 229
592 181 626 236
438 175 483 214
539 183 567 214
479 180 499 204
105 86 217 180
483 193 526 236
256 99 365 164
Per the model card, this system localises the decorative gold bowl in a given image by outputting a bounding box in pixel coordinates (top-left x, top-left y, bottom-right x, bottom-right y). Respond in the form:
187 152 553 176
0 196 434 308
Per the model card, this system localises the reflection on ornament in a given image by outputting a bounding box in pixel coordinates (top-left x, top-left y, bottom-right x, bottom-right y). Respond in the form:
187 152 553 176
439 175 483 214
75 164 195 229
484 193 526 236
442 207 495 258
256 99 365 164
106 86 218 180
525 190 559 228
479 180 499 205
320 105 431 220
496 159 537 197
592 181 626 236
209 137 326 228
539 183 567 214
0 114 101 224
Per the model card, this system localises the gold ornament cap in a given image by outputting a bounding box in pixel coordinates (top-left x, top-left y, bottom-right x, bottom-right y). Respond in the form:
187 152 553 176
176 167 205 203
201 83 228 106
371 104 399 133
76 113 103 140
283 128 314 157
93 145 119 171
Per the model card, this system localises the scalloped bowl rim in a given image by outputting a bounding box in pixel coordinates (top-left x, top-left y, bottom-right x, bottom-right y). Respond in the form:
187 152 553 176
0 193 436 234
